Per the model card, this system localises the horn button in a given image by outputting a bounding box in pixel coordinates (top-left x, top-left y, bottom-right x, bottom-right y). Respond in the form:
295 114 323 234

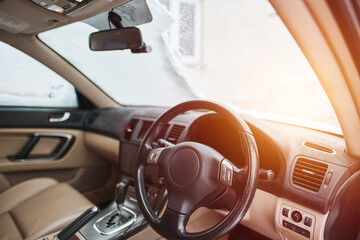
168 148 200 187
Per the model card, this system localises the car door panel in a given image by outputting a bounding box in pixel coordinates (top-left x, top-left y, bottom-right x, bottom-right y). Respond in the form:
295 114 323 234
0 128 110 189
0 108 113 198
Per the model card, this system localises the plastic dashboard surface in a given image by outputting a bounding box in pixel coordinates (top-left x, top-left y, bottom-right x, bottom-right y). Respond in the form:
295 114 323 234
83 107 359 214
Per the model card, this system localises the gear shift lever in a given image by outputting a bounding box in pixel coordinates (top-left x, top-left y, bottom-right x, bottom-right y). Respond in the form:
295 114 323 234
115 180 129 214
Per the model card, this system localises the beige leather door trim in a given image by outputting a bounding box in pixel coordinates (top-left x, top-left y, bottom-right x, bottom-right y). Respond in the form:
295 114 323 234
0 128 106 172
84 132 119 165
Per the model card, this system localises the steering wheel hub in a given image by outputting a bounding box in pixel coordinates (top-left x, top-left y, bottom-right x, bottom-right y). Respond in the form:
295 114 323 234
168 149 200 187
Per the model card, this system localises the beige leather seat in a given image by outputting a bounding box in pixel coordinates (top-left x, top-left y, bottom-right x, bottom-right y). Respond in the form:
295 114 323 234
0 178 94 240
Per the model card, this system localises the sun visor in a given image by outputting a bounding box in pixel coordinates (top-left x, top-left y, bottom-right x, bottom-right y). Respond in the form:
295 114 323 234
0 0 142 35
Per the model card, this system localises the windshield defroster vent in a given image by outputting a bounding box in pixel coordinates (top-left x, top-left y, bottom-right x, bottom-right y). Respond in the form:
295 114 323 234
167 125 185 143
303 141 335 154
292 158 328 192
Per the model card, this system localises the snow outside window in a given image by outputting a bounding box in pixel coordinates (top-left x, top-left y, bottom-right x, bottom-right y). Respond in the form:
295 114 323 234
0 41 78 108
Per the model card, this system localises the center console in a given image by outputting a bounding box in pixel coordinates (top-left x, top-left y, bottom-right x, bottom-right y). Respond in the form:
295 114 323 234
78 177 165 240
40 176 165 240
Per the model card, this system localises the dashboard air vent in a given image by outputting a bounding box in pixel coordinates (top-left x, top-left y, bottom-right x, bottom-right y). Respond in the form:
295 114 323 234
292 158 328 192
167 125 185 143
304 141 335 154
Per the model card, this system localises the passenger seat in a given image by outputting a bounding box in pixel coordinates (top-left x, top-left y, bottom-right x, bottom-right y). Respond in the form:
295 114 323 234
0 178 94 240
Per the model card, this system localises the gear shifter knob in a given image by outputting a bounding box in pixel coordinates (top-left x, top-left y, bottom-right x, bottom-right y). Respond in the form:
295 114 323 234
115 180 129 212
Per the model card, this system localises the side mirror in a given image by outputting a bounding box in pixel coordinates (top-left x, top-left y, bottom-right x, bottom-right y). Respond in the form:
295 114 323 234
89 27 143 51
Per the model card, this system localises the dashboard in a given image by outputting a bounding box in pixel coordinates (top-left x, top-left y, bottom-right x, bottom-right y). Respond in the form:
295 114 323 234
84 106 360 240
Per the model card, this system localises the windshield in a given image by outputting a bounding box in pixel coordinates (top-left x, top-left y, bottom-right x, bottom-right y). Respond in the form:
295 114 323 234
39 0 340 133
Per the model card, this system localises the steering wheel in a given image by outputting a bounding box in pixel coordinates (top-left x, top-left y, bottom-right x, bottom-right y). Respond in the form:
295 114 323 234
135 100 259 240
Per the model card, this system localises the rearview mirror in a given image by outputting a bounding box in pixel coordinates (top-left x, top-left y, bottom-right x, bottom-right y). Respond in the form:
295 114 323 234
89 27 143 51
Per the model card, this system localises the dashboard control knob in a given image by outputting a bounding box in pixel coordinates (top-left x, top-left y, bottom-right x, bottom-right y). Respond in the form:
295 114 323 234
291 210 302 223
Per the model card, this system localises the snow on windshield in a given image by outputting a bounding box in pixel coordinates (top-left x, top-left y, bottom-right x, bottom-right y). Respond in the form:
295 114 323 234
39 0 340 132
40 0 196 107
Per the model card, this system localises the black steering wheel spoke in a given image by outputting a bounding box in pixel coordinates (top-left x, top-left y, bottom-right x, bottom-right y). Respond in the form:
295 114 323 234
232 166 247 193
156 207 189 239
146 147 165 165
219 158 246 193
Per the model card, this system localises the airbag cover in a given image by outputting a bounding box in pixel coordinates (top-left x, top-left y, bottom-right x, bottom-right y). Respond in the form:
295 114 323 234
168 149 200 187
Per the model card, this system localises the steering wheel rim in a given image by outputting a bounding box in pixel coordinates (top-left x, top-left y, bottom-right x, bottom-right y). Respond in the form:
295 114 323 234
135 100 259 240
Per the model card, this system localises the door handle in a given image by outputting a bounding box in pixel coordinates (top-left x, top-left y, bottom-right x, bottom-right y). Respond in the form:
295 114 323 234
9 133 74 162
49 112 71 122
16 135 40 160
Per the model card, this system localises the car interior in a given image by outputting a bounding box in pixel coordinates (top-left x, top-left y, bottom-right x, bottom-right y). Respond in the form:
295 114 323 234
0 0 359 239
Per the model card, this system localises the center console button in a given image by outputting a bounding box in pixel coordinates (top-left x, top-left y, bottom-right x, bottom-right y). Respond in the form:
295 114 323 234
282 220 310 238
282 207 289 217
291 210 302 223
304 217 312 227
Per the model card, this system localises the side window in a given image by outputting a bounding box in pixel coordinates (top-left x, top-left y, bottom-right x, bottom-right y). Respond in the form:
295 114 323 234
0 41 78 108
